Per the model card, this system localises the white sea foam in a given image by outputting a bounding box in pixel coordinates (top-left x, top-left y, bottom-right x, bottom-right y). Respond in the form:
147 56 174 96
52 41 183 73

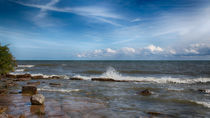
38 87 80 93
72 67 210 84
191 100 210 108
18 65 34 68
15 69 25 72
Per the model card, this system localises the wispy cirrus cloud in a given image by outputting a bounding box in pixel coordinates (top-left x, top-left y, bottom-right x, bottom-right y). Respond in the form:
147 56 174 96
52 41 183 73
12 0 122 26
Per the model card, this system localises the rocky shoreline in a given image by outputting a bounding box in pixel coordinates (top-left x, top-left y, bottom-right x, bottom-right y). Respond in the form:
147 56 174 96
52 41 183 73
0 73 208 118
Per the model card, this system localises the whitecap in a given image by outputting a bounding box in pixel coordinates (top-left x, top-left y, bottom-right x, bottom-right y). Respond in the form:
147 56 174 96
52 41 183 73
38 87 80 93
18 65 34 68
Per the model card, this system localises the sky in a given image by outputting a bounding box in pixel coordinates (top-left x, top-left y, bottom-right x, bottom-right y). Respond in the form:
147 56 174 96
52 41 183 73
0 0 210 60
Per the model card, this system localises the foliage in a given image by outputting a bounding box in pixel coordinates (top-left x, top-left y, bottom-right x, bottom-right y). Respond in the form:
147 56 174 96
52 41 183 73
0 43 16 76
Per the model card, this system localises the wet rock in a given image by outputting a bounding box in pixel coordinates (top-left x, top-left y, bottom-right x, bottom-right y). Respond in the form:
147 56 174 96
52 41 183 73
49 83 61 86
31 75 44 79
91 78 115 82
14 78 31 81
19 114 25 118
139 89 152 96
22 85 37 95
9 91 19 94
4 82 17 88
16 74 31 78
30 94 45 105
50 76 60 79
147 111 161 116
0 106 7 114
70 77 83 80
5 74 16 79
0 112 8 118
30 105 45 115
0 89 7 94
27 81 40 86
198 89 210 94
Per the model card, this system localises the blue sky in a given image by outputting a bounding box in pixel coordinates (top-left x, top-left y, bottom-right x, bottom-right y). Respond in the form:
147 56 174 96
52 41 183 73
0 0 210 60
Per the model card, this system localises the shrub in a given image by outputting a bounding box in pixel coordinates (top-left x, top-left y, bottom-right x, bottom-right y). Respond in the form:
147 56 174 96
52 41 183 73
0 44 16 76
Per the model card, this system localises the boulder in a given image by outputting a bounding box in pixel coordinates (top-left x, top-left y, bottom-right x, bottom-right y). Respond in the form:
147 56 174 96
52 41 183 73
139 89 152 96
19 114 25 118
30 94 45 105
91 78 115 82
49 83 61 86
9 91 19 94
147 111 161 116
22 86 37 95
16 74 31 78
27 81 40 86
70 77 83 80
32 75 44 79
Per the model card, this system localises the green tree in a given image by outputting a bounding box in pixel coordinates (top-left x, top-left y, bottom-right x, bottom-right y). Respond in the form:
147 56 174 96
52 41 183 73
0 43 16 76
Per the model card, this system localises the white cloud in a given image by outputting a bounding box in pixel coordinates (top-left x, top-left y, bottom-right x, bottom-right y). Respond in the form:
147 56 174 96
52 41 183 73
106 48 116 54
145 45 163 53
131 18 141 22
121 47 135 53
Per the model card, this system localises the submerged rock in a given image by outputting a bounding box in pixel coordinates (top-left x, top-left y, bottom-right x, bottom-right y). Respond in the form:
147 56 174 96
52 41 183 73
14 78 31 81
22 85 37 95
49 83 61 86
30 94 45 105
50 76 60 79
32 75 44 79
147 111 161 116
198 89 210 94
91 78 115 82
30 104 45 115
70 77 83 80
27 81 40 86
139 89 152 96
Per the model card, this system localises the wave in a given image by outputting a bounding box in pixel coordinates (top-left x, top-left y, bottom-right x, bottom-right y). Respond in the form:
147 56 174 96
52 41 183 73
191 100 210 108
15 69 25 72
72 67 210 84
38 87 80 93
18 65 34 68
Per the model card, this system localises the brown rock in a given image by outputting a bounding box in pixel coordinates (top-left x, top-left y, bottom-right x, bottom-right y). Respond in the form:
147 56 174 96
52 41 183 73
70 77 83 80
147 111 161 116
27 81 40 86
0 106 7 114
91 78 115 82
22 85 37 95
50 76 60 79
16 74 31 78
140 89 152 96
9 91 19 94
0 112 8 118
5 74 16 78
14 78 31 81
31 75 44 79
4 82 17 88
30 94 45 105
49 83 61 86
30 105 45 115
19 114 25 118
0 89 7 94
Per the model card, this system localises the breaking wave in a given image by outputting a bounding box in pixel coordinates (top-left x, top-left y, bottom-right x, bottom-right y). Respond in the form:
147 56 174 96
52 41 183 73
18 65 35 68
72 67 210 84
38 86 80 93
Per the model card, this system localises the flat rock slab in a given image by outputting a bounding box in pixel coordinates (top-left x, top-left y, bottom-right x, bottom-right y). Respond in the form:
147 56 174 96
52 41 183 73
22 86 37 95
91 78 115 82
70 77 83 80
